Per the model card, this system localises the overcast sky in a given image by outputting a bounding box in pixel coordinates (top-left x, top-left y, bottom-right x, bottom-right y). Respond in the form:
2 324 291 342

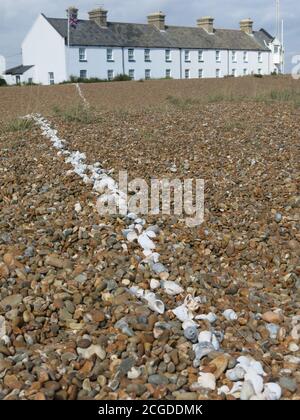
0 0 298 72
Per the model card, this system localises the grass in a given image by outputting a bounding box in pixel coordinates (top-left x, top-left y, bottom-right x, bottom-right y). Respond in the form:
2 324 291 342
167 88 300 110
52 103 101 124
2 118 34 133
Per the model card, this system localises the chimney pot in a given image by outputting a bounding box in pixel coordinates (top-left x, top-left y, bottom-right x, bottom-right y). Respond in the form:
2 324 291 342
197 16 214 34
240 18 253 35
66 6 78 19
89 7 108 27
147 11 166 31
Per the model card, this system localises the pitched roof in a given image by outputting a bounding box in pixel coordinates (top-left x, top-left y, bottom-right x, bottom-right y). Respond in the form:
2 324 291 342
44 15 271 51
5 65 34 75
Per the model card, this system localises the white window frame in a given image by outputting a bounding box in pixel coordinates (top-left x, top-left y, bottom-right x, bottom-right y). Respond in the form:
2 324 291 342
184 50 190 62
258 68 262 75
198 50 204 62
185 69 190 79
107 70 114 81
79 70 87 80
145 69 151 80
198 69 203 78
258 52 263 63
216 50 221 62
232 68 236 77
128 48 135 62
144 49 151 62
216 69 221 78
107 48 113 62
128 69 135 80
232 51 237 63
243 51 248 63
48 72 55 85
243 68 248 76
79 48 87 62
166 69 171 78
165 49 172 62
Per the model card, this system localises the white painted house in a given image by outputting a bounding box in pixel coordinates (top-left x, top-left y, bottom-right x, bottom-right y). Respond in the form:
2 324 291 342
4 7 284 85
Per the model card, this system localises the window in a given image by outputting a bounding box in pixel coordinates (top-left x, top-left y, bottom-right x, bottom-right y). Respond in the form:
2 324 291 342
144 49 151 62
198 50 204 62
107 48 113 61
274 46 279 54
28 78 33 84
166 69 171 78
258 52 262 63
128 48 135 62
258 68 262 75
165 49 171 62
16 75 21 85
243 68 248 76
48 72 55 85
216 69 221 78
184 50 190 62
198 69 203 78
232 69 236 77
128 69 135 80
185 69 190 79
79 48 86 62
216 50 221 62
145 69 151 80
232 51 237 63
243 51 248 63
79 70 87 80
107 70 114 81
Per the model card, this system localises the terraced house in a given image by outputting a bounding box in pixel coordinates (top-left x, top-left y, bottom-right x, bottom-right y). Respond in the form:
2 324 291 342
4 7 284 85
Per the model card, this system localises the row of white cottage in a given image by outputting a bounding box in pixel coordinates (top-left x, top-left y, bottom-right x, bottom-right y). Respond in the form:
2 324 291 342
1 7 284 85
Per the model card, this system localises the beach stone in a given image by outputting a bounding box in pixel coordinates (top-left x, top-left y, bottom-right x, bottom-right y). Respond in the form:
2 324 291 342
279 377 297 393
148 374 169 385
209 354 229 380
0 294 23 309
262 311 283 324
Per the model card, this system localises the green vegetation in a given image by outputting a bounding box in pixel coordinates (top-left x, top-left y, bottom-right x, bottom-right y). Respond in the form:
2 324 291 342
61 74 132 84
2 118 34 133
52 103 101 124
0 77 7 86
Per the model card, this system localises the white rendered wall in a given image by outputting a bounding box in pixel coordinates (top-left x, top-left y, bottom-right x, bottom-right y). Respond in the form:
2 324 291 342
22 14 67 84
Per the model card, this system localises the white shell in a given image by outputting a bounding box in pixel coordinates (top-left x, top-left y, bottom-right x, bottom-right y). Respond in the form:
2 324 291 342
145 230 156 239
223 309 238 321
195 312 217 323
263 383 282 401
198 330 212 344
74 202 82 213
150 279 160 290
240 381 255 400
184 294 201 312
138 233 156 251
162 281 184 296
244 372 264 395
197 373 216 390
172 305 191 322
127 230 138 242
211 334 220 351
147 298 165 314
0 316 6 340
182 320 198 330
128 367 142 379
226 366 246 381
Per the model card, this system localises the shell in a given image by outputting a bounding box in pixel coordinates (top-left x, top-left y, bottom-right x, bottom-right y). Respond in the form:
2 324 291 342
197 373 216 390
182 319 197 330
193 342 215 362
184 326 198 343
150 279 160 290
244 372 264 395
266 323 280 339
162 281 184 296
240 381 255 400
211 334 220 351
223 309 238 321
226 366 246 381
172 305 191 322
146 297 165 314
127 230 138 242
184 294 201 312
138 233 156 251
0 316 6 340
152 263 167 274
195 312 217 323
198 330 212 343
263 383 282 400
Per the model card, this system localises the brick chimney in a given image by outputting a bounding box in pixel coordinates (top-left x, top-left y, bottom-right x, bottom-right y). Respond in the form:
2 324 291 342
66 6 78 20
197 17 214 34
88 8 108 27
147 11 166 31
240 18 253 35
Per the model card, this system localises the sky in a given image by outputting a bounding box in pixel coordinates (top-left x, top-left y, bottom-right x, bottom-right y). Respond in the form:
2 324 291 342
0 0 299 72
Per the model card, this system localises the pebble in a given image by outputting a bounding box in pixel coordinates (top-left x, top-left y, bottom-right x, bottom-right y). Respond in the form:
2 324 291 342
0 294 23 309
77 344 106 360
262 311 283 324
148 374 169 385
278 376 297 393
